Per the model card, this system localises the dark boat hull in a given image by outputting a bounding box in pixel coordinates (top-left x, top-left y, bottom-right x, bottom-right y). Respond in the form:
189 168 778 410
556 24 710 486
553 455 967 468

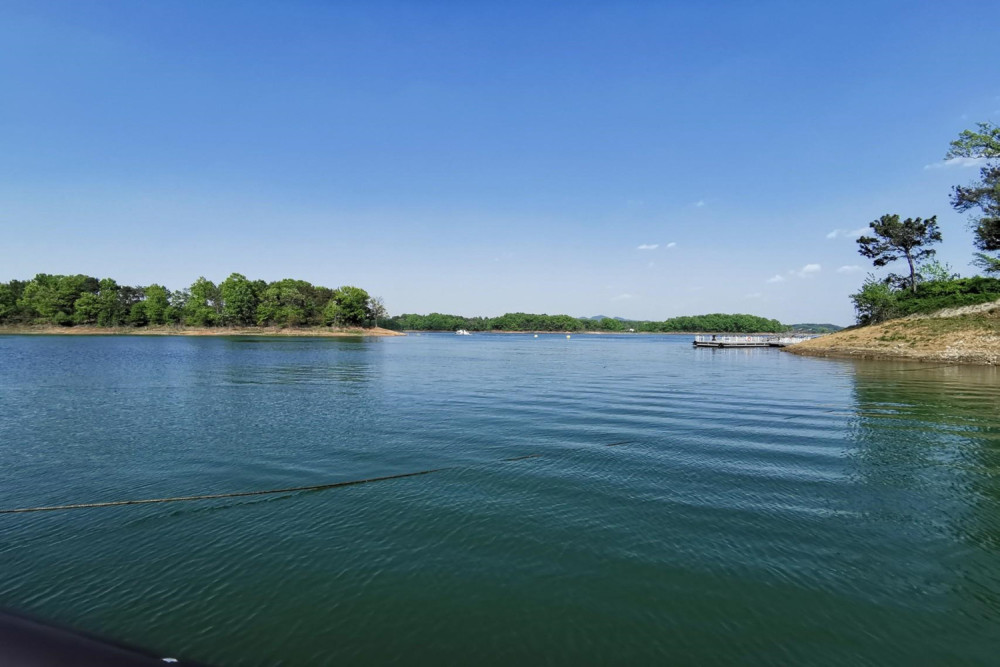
0 610 202 666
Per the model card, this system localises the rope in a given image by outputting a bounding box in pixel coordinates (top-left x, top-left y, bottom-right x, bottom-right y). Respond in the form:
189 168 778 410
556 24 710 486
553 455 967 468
0 441 634 515
0 469 447 515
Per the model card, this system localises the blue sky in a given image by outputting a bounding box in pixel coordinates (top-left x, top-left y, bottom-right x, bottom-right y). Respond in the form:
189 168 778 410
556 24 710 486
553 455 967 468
2 1 998 325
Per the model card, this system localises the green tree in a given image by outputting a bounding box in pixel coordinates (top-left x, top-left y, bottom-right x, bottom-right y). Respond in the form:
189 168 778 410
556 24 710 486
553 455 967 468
322 300 342 326
257 279 317 327
329 286 371 326
220 273 260 326
143 284 170 325
857 214 942 293
850 274 899 325
0 282 20 323
73 292 102 324
947 122 1000 273
184 277 221 326
96 278 127 327
369 296 387 327
917 259 959 283
19 274 99 325
167 289 188 324
129 301 150 326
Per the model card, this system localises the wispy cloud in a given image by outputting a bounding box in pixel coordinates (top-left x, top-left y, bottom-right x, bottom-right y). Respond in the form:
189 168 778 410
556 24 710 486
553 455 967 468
826 227 868 240
666 241 677 248
766 274 785 284
693 200 706 208
836 265 863 274
637 243 659 250
613 293 636 301
793 263 821 278
924 157 986 170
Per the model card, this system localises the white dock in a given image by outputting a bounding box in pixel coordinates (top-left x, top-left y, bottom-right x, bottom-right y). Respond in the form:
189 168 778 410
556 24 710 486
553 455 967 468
692 335 813 348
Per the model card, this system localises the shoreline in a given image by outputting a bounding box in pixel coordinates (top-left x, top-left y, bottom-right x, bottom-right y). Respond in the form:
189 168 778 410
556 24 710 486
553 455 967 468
783 301 1000 366
0 325 406 337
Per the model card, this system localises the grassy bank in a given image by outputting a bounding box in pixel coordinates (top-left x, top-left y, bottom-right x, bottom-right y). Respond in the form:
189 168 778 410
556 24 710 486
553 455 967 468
785 298 1000 365
0 325 405 337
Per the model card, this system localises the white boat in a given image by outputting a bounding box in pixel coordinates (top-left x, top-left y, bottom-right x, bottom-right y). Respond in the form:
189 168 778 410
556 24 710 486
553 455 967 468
455 329 472 335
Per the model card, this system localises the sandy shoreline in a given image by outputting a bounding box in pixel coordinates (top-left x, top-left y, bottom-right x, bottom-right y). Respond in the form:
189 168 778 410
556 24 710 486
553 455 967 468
0 325 406 337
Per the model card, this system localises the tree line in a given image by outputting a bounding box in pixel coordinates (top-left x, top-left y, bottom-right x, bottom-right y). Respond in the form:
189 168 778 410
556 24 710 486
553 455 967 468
387 312 785 333
0 273 387 328
850 122 1000 324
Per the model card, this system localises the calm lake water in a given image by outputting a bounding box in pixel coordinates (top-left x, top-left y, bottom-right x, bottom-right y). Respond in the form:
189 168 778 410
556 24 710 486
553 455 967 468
1 333 999 665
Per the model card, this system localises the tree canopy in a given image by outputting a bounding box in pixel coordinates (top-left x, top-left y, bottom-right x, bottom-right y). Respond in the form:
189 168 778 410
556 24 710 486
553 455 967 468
387 312 784 333
0 274 384 330
948 122 1000 273
856 214 942 292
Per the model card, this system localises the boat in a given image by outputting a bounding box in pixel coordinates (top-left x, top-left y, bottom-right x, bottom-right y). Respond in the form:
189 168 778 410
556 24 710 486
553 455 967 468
0 608 198 665
455 329 471 335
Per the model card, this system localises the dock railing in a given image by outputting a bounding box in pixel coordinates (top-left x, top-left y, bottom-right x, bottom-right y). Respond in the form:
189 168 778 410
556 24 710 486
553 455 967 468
693 335 773 345
693 334 816 348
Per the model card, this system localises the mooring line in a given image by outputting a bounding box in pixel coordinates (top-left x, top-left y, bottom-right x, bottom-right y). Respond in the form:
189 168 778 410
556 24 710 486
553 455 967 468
0 441 636 515
0 469 448 515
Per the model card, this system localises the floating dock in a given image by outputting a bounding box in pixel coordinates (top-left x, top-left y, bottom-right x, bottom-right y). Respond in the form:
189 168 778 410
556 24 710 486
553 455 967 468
692 335 813 348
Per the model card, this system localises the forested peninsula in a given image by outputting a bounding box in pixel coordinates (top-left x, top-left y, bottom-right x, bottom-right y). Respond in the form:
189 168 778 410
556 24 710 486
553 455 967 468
0 273 390 332
783 122 1000 365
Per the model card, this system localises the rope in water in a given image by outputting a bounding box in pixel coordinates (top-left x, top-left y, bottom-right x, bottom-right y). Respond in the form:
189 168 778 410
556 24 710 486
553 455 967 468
0 442 632 515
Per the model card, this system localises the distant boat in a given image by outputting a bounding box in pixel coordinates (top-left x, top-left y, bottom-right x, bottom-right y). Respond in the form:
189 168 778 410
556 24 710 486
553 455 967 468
455 329 472 336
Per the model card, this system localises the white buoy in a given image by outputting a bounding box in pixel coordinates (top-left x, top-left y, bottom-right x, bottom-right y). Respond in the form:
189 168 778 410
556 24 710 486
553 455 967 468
566 334 571 339
534 334 538 338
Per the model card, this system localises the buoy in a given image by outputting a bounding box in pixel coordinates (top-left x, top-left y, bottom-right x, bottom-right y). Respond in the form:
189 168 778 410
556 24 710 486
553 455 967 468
534 334 538 338
566 335 571 339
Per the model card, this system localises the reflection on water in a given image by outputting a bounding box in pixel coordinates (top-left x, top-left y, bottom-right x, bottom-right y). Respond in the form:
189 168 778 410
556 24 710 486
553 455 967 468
846 361 1000 625
217 337 380 385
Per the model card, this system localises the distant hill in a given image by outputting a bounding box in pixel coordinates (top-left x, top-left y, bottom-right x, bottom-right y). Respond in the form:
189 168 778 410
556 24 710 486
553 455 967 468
585 315 628 321
787 323 843 333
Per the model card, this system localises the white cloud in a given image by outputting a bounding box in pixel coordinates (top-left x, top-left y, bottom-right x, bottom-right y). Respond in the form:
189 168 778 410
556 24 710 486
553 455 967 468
637 243 659 250
793 263 821 278
666 242 677 248
826 227 868 239
836 265 863 274
693 200 706 208
613 293 636 301
766 274 785 283
924 157 986 170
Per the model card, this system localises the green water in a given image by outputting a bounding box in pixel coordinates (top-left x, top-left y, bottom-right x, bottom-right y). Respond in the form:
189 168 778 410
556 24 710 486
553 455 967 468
1 334 999 665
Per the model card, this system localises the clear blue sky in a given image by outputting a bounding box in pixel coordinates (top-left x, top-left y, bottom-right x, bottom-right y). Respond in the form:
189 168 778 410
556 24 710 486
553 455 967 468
2 1 998 325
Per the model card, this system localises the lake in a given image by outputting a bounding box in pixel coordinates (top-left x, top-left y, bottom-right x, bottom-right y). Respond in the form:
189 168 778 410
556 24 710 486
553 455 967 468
1 333 999 665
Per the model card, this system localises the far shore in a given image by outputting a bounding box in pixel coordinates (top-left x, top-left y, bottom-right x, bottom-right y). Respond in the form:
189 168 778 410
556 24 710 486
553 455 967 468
404 330 785 335
0 325 406 337
0 325 813 338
